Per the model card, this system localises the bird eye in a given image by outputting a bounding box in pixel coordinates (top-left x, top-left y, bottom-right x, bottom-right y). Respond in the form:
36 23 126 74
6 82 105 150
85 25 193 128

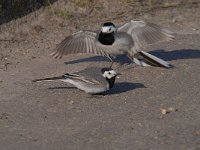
109 28 111 31
108 72 111 75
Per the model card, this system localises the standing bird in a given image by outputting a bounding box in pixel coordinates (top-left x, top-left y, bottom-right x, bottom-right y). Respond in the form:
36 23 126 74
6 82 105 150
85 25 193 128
51 20 174 68
32 67 119 94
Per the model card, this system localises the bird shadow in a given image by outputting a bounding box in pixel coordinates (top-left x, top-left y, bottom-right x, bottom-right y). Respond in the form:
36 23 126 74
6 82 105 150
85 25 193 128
106 82 146 95
64 54 132 65
149 49 200 61
64 49 200 65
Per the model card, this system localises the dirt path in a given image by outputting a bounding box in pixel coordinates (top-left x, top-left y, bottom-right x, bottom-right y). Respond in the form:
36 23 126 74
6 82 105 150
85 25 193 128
0 1 200 150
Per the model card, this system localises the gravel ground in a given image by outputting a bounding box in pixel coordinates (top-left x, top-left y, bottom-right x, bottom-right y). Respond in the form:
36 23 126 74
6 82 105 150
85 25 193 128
0 1 200 150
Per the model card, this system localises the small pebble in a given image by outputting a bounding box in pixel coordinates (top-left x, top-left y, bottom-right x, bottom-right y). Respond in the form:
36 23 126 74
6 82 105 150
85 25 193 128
172 18 177 23
161 107 178 115
69 100 74 105
192 28 198 31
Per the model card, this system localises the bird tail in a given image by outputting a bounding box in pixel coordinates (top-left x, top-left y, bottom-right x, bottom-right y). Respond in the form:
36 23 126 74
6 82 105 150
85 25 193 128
32 75 65 82
133 51 172 68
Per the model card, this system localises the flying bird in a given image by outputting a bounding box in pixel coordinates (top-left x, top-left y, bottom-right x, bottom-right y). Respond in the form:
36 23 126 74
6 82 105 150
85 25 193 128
51 20 174 68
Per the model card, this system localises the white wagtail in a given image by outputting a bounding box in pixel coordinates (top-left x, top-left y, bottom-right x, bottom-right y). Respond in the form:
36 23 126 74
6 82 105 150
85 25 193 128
32 67 119 94
51 20 174 68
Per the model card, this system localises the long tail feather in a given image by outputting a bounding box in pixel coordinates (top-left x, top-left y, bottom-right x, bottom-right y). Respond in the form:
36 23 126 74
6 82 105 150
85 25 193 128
135 51 172 68
32 76 64 82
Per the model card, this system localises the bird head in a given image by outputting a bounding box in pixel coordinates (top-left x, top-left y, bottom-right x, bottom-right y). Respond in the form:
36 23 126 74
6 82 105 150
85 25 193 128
101 68 119 79
101 22 116 34
101 67 120 88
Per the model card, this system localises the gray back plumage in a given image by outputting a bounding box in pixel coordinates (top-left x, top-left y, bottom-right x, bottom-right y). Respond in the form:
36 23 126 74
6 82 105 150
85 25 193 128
74 67 108 85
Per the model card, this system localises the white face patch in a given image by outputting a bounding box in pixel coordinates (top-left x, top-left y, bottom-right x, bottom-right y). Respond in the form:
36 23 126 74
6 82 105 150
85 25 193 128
101 25 116 33
102 70 117 79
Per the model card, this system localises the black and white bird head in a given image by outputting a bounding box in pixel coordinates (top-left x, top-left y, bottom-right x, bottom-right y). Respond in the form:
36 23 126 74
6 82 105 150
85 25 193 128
101 67 118 88
101 68 117 79
101 22 116 34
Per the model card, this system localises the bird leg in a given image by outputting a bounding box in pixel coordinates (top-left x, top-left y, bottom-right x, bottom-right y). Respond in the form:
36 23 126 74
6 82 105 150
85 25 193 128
109 61 114 68
107 56 114 68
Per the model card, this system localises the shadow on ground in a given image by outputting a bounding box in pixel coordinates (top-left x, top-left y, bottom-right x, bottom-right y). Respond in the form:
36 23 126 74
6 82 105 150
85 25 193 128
106 82 146 95
64 49 200 65
149 49 200 61
64 54 132 65
0 0 58 24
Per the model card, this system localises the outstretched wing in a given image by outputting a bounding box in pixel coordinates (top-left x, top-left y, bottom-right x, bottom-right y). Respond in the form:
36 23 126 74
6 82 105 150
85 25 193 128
51 30 111 59
117 20 174 50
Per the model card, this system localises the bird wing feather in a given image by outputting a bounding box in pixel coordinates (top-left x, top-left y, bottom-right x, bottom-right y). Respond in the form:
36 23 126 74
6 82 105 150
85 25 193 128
50 30 111 58
117 20 175 50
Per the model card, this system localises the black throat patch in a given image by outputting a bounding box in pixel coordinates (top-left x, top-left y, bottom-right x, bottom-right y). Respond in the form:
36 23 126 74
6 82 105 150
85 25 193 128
106 77 116 88
98 32 115 45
